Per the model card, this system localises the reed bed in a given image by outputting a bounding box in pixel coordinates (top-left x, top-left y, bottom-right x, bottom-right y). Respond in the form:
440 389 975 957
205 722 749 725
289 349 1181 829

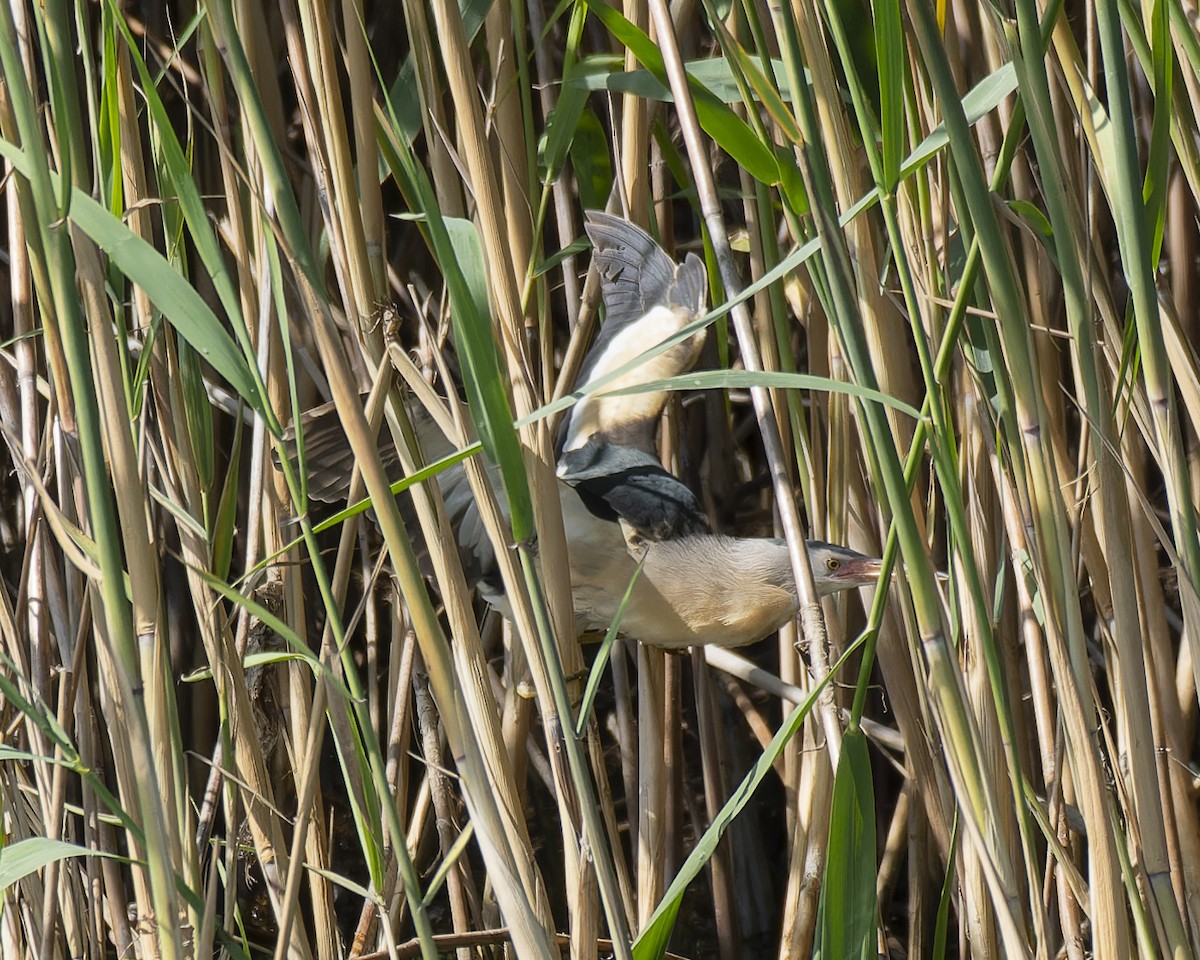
1 0 1198 958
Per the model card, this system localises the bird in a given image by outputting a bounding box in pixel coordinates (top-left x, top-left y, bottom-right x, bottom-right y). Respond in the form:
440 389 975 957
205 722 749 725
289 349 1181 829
284 211 883 649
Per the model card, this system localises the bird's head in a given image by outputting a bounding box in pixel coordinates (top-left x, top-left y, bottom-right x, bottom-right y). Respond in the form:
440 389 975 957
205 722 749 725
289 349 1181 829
804 540 885 596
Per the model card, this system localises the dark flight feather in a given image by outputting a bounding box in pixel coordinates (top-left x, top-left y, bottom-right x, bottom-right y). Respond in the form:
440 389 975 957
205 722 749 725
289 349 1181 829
573 211 707 398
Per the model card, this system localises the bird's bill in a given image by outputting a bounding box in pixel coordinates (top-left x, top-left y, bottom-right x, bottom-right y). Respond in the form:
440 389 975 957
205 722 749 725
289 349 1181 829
829 557 951 591
832 555 886 588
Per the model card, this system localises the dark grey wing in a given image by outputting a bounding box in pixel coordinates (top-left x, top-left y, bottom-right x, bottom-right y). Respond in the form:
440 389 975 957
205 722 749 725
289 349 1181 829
586 212 677 327
578 212 708 389
278 397 501 585
560 213 710 456
557 434 709 540
671 252 707 315
280 399 406 503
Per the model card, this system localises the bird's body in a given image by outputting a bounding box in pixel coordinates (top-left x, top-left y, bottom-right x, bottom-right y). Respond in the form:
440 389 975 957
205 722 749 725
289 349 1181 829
520 475 812 648
286 212 883 649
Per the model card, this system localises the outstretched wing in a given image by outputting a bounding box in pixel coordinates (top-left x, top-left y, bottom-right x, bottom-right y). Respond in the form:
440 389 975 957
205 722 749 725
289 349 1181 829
559 212 709 455
278 397 502 584
281 399 407 504
584 211 707 333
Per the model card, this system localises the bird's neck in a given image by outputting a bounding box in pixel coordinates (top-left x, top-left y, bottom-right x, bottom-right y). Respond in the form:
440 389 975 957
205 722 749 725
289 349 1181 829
632 535 800 648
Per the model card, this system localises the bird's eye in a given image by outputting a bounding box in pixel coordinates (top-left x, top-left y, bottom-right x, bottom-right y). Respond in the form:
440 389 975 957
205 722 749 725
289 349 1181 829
826 558 841 572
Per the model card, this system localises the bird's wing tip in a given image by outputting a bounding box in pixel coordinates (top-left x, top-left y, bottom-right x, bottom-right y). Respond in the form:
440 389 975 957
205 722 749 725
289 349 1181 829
583 211 656 254
674 252 709 314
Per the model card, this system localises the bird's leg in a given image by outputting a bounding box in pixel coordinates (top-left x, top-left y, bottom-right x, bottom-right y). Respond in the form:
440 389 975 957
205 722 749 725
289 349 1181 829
618 517 648 559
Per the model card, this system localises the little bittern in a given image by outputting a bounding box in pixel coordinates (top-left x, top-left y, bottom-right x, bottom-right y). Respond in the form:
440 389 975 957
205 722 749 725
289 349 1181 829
285 212 883 648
